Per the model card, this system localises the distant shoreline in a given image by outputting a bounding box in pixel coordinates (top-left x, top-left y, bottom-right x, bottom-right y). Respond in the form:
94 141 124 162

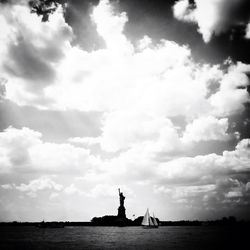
1 217 250 227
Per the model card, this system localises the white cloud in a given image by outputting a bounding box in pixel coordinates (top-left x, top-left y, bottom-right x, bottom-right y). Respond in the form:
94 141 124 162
68 136 101 146
209 62 250 116
173 0 195 22
153 138 250 209
16 176 63 192
1 184 13 190
100 111 181 152
182 116 230 143
154 143 250 209
157 139 250 185
0 0 248 120
173 0 245 42
64 183 82 195
0 127 96 174
91 0 132 53
245 23 250 39
49 192 59 200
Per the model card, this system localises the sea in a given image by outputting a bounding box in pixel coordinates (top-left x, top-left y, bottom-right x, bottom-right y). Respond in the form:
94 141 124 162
0 225 248 250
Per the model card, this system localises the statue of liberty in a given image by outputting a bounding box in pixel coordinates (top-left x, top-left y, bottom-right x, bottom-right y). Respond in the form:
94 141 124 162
117 188 126 218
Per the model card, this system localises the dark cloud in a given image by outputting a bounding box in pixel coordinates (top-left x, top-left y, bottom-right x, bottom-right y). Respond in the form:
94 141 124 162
4 40 56 91
0 78 6 100
116 0 250 64
2 0 250 64
3 23 72 92
229 103 250 140
62 0 104 50
0 100 102 142
204 177 250 218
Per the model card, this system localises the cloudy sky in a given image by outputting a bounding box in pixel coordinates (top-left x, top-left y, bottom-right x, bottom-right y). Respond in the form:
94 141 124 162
0 0 250 222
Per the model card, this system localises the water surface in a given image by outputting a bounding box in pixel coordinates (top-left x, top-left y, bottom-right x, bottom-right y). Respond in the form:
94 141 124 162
0 226 248 249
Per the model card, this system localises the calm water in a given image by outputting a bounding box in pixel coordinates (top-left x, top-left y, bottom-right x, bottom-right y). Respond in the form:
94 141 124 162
0 226 248 250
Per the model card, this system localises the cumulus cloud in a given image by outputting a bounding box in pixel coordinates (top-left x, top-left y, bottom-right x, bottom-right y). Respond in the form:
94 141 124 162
91 0 132 53
99 111 181 152
0 1 72 105
16 176 63 192
157 139 250 184
173 0 248 42
1 184 13 190
64 183 82 195
0 126 96 174
182 116 230 143
14 176 63 198
153 139 250 210
0 0 248 118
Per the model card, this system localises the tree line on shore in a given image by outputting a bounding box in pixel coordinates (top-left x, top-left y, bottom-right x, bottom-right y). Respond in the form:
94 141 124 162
0 216 249 227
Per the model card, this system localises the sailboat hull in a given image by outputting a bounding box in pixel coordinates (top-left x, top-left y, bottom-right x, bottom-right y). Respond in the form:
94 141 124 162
142 225 158 229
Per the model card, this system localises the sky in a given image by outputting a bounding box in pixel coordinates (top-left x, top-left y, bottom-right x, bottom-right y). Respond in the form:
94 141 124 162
0 0 250 222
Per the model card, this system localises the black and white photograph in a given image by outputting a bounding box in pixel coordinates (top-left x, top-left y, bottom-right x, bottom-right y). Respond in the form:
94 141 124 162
0 0 250 249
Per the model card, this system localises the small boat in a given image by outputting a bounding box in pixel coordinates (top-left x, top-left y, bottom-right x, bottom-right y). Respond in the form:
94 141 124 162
141 209 159 228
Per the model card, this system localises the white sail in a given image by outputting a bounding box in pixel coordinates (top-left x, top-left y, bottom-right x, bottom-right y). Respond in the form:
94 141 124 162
152 213 158 226
142 209 155 227
141 209 150 226
148 215 154 226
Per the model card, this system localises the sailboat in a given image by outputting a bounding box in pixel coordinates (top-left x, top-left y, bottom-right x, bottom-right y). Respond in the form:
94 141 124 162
141 209 159 228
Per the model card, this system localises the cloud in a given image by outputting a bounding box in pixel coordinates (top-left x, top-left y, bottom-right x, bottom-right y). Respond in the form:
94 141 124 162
1 184 13 190
209 62 250 116
157 139 250 184
153 139 250 211
0 78 6 101
245 22 250 39
99 111 181 152
0 0 248 118
49 192 59 200
16 176 63 192
0 2 72 105
68 136 101 146
0 126 96 174
64 183 82 195
14 176 63 198
91 0 132 53
182 116 230 143
173 0 248 42
173 0 195 22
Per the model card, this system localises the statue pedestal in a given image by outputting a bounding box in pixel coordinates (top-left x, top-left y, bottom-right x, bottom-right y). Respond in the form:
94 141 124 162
117 206 126 219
